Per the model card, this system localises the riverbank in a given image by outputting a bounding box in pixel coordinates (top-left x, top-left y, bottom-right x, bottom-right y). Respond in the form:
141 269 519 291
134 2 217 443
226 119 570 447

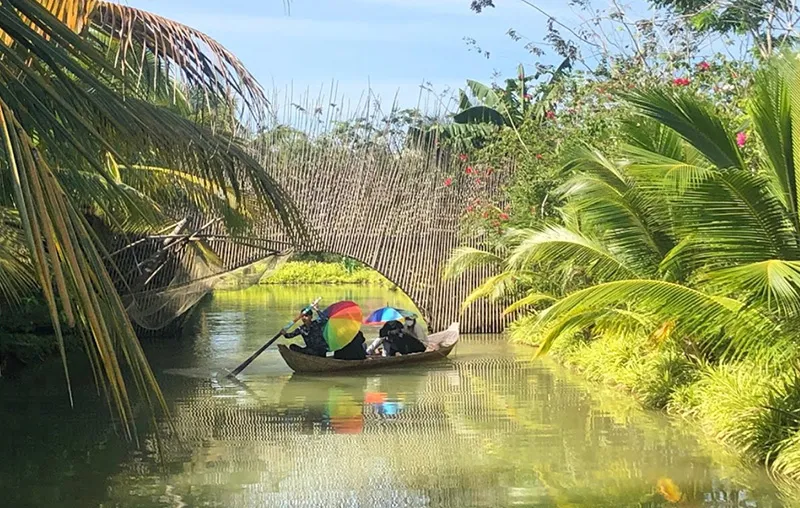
510 324 800 490
260 261 391 286
0 297 79 377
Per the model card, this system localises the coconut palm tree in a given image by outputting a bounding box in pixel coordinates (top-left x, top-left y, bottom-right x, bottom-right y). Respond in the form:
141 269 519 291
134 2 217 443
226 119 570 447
0 0 302 436
449 55 800 361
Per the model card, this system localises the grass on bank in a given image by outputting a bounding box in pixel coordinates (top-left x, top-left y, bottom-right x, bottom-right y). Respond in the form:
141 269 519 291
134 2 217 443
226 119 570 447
260 261 391 286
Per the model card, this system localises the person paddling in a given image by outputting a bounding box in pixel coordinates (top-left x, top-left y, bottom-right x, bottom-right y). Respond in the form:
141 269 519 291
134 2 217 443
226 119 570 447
281 306 328 357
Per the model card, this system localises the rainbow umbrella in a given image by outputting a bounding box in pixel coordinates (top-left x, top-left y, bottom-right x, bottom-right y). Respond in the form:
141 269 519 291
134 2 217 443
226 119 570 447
320 300 363 351
364 306 407 324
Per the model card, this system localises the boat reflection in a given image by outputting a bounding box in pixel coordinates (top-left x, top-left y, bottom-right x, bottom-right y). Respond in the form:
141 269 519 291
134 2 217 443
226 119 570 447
275 374 413 435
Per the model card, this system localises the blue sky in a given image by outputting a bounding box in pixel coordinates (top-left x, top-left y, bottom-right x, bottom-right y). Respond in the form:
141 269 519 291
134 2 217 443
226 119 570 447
125 0 599 112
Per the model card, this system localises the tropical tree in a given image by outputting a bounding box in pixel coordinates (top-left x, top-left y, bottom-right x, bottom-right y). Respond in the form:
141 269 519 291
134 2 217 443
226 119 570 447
448 54 800 361
0 0 302 435
419 59 571 152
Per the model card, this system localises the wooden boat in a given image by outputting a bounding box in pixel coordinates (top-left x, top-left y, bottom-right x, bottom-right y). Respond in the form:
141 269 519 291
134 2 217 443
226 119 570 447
278 322 459 373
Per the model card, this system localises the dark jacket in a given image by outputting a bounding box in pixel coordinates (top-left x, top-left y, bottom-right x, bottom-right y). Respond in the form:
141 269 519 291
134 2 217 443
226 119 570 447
285 318 328 355
379 321 425 356
334 331 367 360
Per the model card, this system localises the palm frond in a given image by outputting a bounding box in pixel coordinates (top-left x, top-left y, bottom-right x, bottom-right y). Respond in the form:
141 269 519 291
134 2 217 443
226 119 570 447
703 260 800 317
460 270 520 313
532 279 779 359
507 225 639 281
671 170 799 268
624 88 745 171
502 291 555 315
90 2 268 123
443 246 502 280
749 60 797 225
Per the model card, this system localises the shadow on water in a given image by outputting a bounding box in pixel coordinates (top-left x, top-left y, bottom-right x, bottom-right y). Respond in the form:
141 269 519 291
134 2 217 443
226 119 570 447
0 286 790 507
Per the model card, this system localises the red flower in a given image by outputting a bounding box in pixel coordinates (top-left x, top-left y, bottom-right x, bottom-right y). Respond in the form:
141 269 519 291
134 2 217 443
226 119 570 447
672 77 690 87
458 154 468 162
499 213 509 221
465 166 474 175
443 177 453 187
482 211 490 218
697 61 710 71
545 111 556 119
466 205 474 212
736 131 747 147
536 153 543 160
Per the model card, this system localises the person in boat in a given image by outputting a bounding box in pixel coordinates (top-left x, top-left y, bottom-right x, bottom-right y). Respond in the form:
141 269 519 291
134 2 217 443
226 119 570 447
281 307 328 357
333 330 367 360
402 313 428 347
367 320 425 356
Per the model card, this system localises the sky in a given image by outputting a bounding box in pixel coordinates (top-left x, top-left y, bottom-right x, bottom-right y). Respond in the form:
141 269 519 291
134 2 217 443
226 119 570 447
124 0 609 115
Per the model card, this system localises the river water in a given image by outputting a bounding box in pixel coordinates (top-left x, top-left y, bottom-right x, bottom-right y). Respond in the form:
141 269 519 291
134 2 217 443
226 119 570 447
0 285 787 507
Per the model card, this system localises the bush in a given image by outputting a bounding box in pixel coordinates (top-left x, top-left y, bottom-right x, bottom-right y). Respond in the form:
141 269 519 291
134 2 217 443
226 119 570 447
670 364 800 466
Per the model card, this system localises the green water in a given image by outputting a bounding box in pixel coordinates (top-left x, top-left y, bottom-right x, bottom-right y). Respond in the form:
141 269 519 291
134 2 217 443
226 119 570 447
0 285 787 507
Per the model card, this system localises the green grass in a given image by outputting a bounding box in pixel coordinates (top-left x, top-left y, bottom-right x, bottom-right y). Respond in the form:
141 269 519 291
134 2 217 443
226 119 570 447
260 261 391 286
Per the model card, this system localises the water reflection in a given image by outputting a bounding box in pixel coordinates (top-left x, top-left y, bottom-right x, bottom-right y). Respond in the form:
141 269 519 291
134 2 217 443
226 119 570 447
0 286 788 507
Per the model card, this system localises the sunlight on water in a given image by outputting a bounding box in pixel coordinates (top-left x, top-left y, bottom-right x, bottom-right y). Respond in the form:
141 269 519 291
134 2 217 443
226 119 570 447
0 286 786 507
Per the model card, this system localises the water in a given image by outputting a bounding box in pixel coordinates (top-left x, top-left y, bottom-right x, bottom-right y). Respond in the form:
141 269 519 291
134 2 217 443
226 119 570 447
0 285 787 507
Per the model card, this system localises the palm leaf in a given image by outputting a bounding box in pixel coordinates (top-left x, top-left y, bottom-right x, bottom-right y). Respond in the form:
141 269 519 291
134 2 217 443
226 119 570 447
443 246 502 280
749 61 797 226
507 225 639 281
703 260 800 317
532 279 779 359
624 88 745 171
502 291 555 315
90 2 269 123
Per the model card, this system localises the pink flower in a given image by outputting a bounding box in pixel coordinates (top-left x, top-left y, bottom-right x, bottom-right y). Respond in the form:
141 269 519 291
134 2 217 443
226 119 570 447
499 212 509 221
458 154 468 162
465 166 474 175
536 153 543 160
545 111 556 119
697 61 710 71
736 131 747 147
443 177 453 187
672 77 690 87
466 205 474 213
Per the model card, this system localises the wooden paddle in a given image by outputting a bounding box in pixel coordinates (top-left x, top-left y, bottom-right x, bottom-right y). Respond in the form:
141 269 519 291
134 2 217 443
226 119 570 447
226 297 321 378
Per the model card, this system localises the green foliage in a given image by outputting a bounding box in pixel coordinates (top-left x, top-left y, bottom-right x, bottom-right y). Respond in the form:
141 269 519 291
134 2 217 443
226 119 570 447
670 364 800 463
261 261 390 286
549 329 697 409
